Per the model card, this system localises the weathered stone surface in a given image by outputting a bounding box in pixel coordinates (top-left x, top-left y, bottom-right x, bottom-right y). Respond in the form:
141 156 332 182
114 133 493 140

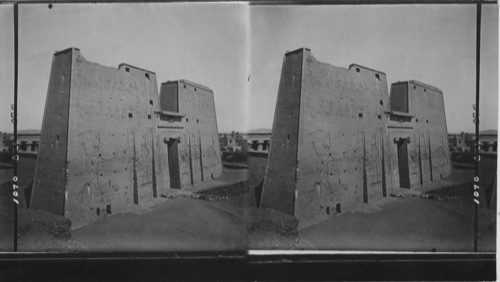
387 81 451 191
30 48 222 229
261 48 451 229
247 152 268 188
158 80 222 191
260 49 304 216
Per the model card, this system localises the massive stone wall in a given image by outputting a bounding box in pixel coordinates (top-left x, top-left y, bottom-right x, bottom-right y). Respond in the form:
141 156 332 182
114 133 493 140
178 80 222 185
31 48 222 229
30 49 73 216
260 49 304 215
158 80 222 190
387 81 451 190
261 48 451 229
247 152 268 188
295 51 390 228
31 48 160 228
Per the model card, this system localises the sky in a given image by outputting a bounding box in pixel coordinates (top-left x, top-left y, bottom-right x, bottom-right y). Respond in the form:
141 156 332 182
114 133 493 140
0 3 249 133
0 5 14 133
248 4 498 134
0 3 498 134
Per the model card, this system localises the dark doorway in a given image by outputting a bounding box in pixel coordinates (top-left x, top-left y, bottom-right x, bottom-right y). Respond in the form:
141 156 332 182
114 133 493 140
397 138 410 188
168 138 181 189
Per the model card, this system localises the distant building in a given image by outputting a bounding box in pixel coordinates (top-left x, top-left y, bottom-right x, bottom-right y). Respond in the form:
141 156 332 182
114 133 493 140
1 130 41 155
1 132 10 152
243 132 271 153
219 131 247 153
18 132 40 156
219 134 228 150
448 132 497 156
478 134 497 155
219 131 271 154
448 132 473 152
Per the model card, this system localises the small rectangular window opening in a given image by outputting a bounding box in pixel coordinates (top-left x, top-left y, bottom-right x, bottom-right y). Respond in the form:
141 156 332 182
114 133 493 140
125 67 130 73
375 73 380 80
378 115 382 119
336 203 342 213
145 73 150 79
356 68 360 73
129 113 133 118
106 204 112 214
359 113 363 118
148 114 152 119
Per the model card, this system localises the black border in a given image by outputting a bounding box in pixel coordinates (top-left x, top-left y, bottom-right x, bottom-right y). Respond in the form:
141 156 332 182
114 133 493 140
0 252 495 280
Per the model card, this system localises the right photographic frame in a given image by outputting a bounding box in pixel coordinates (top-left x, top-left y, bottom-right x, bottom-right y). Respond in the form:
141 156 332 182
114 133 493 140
246 3 498 252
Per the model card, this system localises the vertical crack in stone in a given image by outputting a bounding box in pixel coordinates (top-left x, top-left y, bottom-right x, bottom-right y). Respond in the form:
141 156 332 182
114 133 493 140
381 134 387 197
151 131 157 198
133 133 138 205
189 134 194 185
418 134 423 185
428 131 433 181
362 132 368 203
199 133 204 182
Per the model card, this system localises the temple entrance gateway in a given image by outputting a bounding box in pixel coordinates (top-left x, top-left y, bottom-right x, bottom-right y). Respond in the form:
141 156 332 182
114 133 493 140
397 138 410 188
168 138 181 189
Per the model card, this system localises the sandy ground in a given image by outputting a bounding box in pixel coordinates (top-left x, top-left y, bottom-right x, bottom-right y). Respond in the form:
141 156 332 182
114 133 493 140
0 164 14 251
71 196 248 252
7 166 249 252
247 189 495 252
0 181 14 252
0 157 496 253
247 162 497 252
69 168 250 252
300 196 475 251
0 158 36 252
